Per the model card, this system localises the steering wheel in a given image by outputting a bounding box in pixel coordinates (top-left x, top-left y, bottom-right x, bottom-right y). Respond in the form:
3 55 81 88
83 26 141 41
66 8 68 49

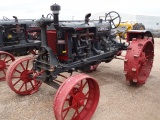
3 16 10 21
105 11 121 29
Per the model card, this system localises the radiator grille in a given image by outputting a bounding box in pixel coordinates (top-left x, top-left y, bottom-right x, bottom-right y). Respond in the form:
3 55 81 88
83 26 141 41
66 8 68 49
46 30 57 54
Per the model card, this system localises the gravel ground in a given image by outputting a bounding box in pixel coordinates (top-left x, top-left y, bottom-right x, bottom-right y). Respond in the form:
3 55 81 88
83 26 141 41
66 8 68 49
0 38 160 120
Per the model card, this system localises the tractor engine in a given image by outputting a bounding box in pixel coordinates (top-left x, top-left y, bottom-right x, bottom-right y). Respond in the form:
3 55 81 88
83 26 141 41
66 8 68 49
45 14 117 63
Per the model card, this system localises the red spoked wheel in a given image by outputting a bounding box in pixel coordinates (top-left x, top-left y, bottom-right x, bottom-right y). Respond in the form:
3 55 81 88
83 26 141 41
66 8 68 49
0 51 15 81
6 57 42 95
54 73 100 120
124 38 154 86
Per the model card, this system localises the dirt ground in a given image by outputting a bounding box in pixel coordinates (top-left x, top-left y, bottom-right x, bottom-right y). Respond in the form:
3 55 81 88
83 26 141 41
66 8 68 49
0 38 160 120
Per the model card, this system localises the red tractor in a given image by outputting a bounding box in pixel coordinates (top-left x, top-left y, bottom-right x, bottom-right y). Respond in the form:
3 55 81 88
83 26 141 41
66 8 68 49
6 4 154 120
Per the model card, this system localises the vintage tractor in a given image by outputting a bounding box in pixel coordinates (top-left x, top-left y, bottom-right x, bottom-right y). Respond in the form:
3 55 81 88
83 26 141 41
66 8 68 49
6 3 154 120
116 21 145 39
0 16 41 56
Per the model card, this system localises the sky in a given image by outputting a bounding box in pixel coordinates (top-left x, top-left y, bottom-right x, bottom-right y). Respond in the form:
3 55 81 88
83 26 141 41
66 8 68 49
0 0 159 20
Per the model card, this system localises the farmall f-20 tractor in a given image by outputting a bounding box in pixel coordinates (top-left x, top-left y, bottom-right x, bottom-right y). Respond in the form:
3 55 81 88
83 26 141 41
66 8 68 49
0 17 41 81
6 4 154 120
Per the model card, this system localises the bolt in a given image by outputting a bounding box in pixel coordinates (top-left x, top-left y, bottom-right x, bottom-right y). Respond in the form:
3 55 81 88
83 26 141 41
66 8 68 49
133 79 137 82
134 55 139 58
124 59 128 62
132 68 136 72
138 43 143 46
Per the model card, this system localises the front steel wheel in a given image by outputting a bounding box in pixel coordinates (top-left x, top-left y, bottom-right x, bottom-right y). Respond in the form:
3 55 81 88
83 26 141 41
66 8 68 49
6 57 42 95
54 73 100 120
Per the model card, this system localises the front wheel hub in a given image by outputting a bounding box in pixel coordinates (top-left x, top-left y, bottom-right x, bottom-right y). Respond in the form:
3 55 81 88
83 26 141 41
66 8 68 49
72 92 85 109
21 70 32 83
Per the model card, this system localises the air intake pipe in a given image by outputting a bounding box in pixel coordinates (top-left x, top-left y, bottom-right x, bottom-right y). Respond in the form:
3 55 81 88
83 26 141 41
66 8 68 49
50 3 61 29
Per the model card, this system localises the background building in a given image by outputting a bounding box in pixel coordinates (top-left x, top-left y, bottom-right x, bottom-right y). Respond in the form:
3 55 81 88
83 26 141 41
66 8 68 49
91 12 160 30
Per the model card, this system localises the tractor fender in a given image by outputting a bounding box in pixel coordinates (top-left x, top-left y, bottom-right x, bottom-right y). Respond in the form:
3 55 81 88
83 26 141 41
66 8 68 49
126 30 154 44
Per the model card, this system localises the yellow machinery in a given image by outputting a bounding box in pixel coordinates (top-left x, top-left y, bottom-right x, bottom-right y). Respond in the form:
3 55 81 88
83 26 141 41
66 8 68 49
116 21 145 39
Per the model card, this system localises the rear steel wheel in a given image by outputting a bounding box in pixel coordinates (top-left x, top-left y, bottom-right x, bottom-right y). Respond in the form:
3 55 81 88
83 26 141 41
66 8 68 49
0 51 15 81
54 73 100 120
124 38 154 86
6 57 41 95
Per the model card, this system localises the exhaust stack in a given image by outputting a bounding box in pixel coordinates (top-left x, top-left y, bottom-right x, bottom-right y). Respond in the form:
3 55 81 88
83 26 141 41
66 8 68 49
50 3 61 29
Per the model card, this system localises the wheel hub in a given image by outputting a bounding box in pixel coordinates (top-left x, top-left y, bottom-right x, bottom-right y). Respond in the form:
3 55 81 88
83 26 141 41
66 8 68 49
72 92 85 109
20 70 32 83
0 60 6 71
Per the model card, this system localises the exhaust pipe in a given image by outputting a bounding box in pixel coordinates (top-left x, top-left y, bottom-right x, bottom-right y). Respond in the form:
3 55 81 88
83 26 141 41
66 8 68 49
50 3 61 29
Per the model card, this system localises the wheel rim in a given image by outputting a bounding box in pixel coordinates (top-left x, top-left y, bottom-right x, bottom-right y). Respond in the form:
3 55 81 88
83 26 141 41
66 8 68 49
6 57 41 95
124 38 154 85
54 73 100 120
0 51 15 81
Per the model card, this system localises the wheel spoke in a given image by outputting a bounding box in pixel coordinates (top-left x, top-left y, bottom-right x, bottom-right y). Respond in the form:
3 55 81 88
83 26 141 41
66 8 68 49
5 59 12 63
26 60 29 70
15 69 22 74
13 79 21 86
111 21 116 28
18 82 25 92
72 109 79 119
77 80 83 87
30 81 34 89
63 106 71 119
63 105 73 112
20 63 25 70
25 83 27 91
0 54 5 59
113 16 119 20
12 76 21 78
3 55 8 61
81 104 88 110
85 90 89 97
81 80 88 90
109 13 112 20
6 64 10 67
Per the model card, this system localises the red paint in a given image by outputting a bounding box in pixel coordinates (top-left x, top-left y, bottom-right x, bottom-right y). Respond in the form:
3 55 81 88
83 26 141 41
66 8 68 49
6 57 42 95
0 51 15 81
53 73 100 120
124 38 154 85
